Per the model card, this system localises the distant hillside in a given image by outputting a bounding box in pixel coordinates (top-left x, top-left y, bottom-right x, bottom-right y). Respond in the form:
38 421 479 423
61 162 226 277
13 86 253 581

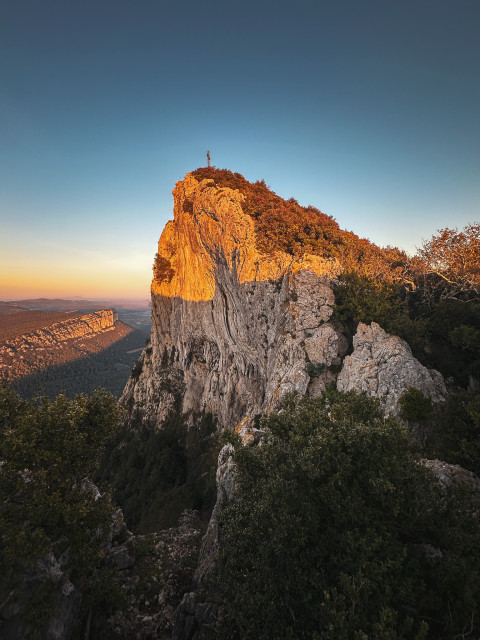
0 309 89 341
0 301 24 315
0 298 152 333
9 297 150 310
12 328 148 399
0 308 149 398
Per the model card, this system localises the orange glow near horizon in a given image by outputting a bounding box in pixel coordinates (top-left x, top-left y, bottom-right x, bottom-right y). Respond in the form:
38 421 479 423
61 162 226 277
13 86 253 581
0 257 152 301
0 234 152 300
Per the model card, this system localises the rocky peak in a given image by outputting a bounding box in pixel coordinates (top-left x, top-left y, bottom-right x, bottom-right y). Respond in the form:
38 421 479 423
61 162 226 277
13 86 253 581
119 170 454 640
122 171 446 433
122 173 345 432
152 173 341 302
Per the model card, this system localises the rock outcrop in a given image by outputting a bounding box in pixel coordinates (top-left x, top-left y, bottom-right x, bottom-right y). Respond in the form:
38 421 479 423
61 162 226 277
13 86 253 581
423 459 480 491
123 174 447 431
337 322 447 415
122 174 345 432
193 444 236 585
108 510 203 640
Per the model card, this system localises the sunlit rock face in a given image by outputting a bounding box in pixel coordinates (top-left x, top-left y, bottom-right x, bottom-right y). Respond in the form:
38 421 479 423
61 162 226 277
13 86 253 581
151 174 341 302
337 322 447 415
121 173 344 431
121 173 450 432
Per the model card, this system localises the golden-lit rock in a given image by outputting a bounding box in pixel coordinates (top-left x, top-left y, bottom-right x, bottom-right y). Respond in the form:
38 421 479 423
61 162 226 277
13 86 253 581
123 172 446 431
124 174 344 430
151 174 341 302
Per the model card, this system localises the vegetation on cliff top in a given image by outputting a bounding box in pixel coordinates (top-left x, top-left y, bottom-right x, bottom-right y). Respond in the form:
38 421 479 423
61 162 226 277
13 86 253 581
189 168 480 389
191 167 409 281
190 168 479 299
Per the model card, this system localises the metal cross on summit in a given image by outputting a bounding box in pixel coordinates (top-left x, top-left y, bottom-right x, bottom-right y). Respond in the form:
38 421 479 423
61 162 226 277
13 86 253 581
207 150 211 168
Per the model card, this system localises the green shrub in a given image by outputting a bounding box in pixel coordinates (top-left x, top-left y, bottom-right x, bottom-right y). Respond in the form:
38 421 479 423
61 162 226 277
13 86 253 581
422 299 480 385
449 324 480 352
0 384 122 634
207 393 480 640
399 388 433 422
306 361 326 377
426 391 480 475
131 357 143 379
331 272 427 356
97 409 220 533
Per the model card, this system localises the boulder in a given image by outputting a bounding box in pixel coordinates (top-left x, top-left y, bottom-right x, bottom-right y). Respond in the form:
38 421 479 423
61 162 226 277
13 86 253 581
337 322 447 415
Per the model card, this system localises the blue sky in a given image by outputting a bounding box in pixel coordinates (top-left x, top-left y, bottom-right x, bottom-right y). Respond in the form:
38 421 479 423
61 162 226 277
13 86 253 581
1 0 479 299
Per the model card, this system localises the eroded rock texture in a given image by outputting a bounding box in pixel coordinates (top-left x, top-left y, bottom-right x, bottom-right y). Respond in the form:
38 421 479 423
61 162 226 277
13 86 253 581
193 444 236 586
423 459 480 491
337 322 447 415
121 174 344 431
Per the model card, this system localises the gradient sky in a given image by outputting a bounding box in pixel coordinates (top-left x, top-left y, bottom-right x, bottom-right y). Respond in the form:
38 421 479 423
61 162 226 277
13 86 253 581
1 0 479 300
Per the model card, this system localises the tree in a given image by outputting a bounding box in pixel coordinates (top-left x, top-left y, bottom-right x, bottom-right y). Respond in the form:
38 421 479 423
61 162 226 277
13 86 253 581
399 387 433 422
417 224 480 302
96 408 219 533
0 384 120 626
427 390 480 476
209 392 480 640
331 271 427 358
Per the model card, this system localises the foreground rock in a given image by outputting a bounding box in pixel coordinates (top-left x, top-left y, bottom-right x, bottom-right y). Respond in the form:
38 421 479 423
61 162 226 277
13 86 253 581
192 444 236 586
423 459 480 491
171 445 236 640
107 510 202 640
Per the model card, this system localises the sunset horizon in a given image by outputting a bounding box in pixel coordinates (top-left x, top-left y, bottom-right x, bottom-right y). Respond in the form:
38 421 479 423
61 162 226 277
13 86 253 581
2 0 478 301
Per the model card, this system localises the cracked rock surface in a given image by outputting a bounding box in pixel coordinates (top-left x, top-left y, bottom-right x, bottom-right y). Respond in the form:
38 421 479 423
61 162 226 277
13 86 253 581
121 174 343 431
337 322 447 415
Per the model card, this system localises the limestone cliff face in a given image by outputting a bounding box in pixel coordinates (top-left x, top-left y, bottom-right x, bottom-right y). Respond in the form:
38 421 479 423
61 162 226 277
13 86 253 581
0 309 125 381
122 174 345 432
